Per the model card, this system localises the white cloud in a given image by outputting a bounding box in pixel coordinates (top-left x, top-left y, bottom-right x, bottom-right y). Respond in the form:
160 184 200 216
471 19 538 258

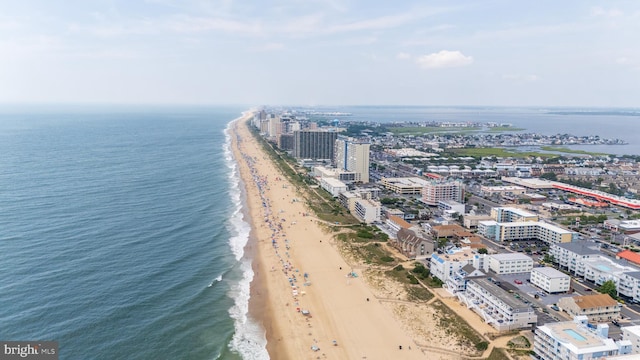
167 15 263 35
616 57 632 65
251 42 285 52
591 7 623 18
502 74 539 82
416 50 472 69
396 52 411 60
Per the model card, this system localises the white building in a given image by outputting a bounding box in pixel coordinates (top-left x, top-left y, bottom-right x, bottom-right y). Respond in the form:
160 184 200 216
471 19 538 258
531 267 571 294
320 177 347 198
551 242 640 303
438 199 465 214
381 177 430 195
353 199 381 224
458 278 537 331
313 165 358 183
491 207 538 223
430 247 476 283
534 316 631 360
479 220 576 244
621 325 640 355
486 253 533 275
550 242 601 275
334 136 370 183
480 185 526 196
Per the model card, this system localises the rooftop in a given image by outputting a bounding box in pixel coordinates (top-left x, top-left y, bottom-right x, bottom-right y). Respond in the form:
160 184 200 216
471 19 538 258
489 253 533 262
469 278 530 311
617 250 640 265
570 293 618 309
555 242 601 255
532 266 569 278
433 247 476 263
388 215 412 229
499 221 574 234
538 320 617 353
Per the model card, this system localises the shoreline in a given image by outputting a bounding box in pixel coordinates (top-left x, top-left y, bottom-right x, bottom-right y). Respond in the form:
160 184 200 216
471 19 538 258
229 111 427 359
228 113 283 358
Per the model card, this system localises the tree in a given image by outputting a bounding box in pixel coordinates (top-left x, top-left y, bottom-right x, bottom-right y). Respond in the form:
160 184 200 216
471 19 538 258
598 280 618 299
540 172 558 181
543 254 555 264
477 248 488 254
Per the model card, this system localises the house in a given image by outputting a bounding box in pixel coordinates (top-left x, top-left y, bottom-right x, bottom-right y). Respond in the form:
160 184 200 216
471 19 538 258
558 294 621 323
394 228 434 259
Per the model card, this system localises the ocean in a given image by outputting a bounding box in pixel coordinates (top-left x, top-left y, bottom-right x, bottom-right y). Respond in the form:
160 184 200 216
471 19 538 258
0 106 268 360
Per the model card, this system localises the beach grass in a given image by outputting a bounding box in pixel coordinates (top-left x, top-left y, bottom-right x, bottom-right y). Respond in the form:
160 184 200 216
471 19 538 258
486 348 511 360
431 300 485 353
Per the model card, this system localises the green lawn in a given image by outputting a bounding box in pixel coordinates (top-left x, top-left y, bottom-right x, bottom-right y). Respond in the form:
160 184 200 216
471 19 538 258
449 147 556 158
540 146 611 156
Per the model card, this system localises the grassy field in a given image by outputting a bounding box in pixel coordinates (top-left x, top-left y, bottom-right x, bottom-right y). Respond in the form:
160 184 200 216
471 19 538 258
387 126 481 135
488 126 525 132
449 147 555 158
540 146 610 156
486 348 510 360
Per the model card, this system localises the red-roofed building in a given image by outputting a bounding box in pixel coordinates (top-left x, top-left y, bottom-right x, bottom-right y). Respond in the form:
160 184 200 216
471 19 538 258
617 250 640 266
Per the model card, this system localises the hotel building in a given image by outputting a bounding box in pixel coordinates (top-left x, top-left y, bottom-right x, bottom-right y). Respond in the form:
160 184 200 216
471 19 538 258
491 207 538 223
534 316 631 360
478 221 576 244
334 136 370 183
293 129 338 160
421 179 465 206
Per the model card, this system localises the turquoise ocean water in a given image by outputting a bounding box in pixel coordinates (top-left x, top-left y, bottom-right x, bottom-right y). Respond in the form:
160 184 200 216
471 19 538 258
0 106 268 360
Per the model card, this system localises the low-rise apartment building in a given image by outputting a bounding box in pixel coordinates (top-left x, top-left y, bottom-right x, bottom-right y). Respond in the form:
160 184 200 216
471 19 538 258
458 278 537 331
486 253 533 275
534 316 631 360
550 242 601 275
530 266 571 294
558 294 621 323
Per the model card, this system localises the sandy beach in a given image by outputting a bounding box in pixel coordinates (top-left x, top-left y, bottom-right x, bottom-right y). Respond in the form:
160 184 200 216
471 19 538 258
228 112 526 360
229 112 429 359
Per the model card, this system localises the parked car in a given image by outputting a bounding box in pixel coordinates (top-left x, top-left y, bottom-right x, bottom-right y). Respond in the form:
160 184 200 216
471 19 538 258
551 305 560 311
514 279 523 285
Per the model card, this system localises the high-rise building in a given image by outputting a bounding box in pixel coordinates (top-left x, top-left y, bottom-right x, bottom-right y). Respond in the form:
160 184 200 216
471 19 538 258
334 136 370 183
292 130 338 160
421 179 465 206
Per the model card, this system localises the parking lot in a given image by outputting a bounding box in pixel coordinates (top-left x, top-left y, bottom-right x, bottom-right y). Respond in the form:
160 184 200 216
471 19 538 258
489 271 573 325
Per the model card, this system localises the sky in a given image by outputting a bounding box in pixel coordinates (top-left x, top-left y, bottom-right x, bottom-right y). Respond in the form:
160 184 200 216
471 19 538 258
1 0 639 107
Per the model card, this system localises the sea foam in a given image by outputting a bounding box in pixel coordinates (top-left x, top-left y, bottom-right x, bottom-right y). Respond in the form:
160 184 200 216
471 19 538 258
223 119 269 359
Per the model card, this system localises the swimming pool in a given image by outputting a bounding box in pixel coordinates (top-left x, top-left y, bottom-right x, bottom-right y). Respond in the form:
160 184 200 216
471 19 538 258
564 329 587 341
597 264 611 272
